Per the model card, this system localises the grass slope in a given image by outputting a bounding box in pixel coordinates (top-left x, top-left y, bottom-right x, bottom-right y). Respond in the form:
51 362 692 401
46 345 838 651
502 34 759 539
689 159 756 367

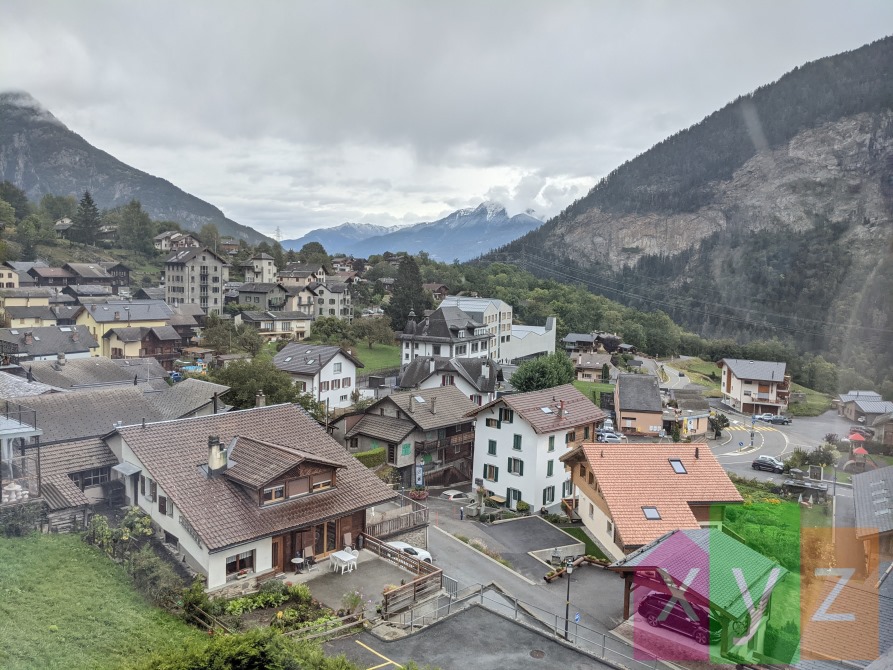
0 534 202 670
352 343 401 372
571 380 613 404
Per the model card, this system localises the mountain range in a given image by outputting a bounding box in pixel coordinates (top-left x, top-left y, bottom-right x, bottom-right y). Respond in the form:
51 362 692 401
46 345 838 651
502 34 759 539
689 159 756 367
0 91 273 246
283 202 543 261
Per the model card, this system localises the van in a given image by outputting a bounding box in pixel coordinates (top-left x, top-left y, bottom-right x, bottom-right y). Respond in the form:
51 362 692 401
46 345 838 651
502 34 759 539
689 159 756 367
602 419 614 432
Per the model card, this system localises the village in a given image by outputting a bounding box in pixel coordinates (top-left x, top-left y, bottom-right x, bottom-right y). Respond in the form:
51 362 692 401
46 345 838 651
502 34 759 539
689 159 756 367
1 235 892 670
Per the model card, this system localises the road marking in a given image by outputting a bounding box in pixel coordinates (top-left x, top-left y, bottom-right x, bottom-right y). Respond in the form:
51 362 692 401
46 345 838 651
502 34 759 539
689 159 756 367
356 640 403 669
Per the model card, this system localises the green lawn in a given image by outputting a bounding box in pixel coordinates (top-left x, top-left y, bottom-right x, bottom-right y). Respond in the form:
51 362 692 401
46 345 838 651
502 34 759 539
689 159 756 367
671 358 723 397
556 526 608 560
352 343 401 372
0 534 203 670
572 380 613 404
786 383 832 417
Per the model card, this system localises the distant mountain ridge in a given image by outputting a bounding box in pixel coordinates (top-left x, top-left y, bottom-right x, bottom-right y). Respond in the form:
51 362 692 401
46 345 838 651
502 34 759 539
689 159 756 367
284 202 543 260
0 91 273 245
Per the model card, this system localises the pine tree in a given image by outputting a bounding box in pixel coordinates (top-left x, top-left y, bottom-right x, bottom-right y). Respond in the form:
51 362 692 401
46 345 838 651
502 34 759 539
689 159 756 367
72 190 100 245
384 255 431 331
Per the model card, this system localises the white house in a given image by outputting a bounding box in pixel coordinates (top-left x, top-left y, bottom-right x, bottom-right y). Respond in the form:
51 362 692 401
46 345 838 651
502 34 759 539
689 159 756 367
103 404 396 591
400 306 492 364
398 355 502 406
468 384 607 511
501 318 557 364
438 296 512 361
717 359 791 416
273 343 364 409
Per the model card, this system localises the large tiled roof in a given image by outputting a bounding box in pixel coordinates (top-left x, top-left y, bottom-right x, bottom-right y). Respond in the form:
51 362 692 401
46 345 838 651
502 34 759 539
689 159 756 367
470 383 606 434
81 300 174 323
241 310 313 322
344 414 416 443
133 287 165 301
4 306 56 320
0 325 97 357
63 263 112 280
165 247 229 265
609 528 786 620
0 371 64 397
616 374 662 412
399 356 499 393
0 287 54 299
41 437 118 479
566 443 742 548
226 437 344 489
114 404 397 551
273 343 363 375
238 282 283 293
402 306 488 343
25 356 168 391
854 465 893 539
439 296 509 316
720 358 787 382
379 385 478 431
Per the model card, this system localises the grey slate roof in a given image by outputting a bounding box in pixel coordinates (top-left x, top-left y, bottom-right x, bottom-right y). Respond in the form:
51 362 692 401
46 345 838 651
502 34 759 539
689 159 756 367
375 385 477 431
133 287 165 301
63 284 112 296
344 414 416 443
80 300 174 323
838 390 882 404
103 326 182 343
165 247 229 265
273 344 363 376
113 404 397 551
401 305 488 344
63 263 113 280
720 358 787 382
561 333 596 344
399 356 499 394
0 325 98 357
238 282 283 293
4 306 56 321
609 528 786 620
24 356 169 391
0 287 54 299
616 373 662 412
0 371 64 397
854 465 893 539
853 400 893 415
241 310 313 322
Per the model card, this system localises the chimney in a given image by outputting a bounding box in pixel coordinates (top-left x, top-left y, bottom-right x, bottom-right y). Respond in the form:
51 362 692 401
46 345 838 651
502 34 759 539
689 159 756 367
133 374 138 385
695 446 700 459
57 352 66 366
212 392 219 414
559 399 565 416
481 362 489 379
409 395 415 413
429 358 436 374
24 331 33 345
27 367 33 383
577 353 582 365
114 311 120 320
255 390 266 407
431 396 437 415
71 331 79 343
207 436 227 474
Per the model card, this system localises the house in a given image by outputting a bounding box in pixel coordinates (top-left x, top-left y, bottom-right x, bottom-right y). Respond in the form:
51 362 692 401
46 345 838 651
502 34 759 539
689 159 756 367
670 390 711 439
501 319 557 364
573 352 616 382
560 443 743 559
63 263 115 287
397 355 502 406
872 412 893 447
468 384 607 511
3 306 57 328
103 403 397 590
854 465 893 574
164 247 231 316
377 277 395 294
272 343 363 409
423 283 449 302
561 333 598 354
438 296 512 361
53 217 74 238
39 437 117 531
717 359 791 416
237 283 288 311
239 253 277 284
236 310 314 341
4 261 46 288
61 284 113 302
841 396 893 424
338 386 477 487
154 231 201 252
615 374 664 436
103 326 182 368
99 262 131 288
0 264 19 288
284 282 352 322
27 266 74 287
400 306 493 365
608 528 786 659
278 262 329 287
74 300 174 355
218 237 240 254
331 271 359 285
17 355 171 392
0 325 98 363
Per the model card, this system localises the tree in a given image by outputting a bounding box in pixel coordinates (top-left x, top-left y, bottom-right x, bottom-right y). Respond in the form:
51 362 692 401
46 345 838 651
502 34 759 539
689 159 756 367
601 363 611 382
709 413 730 439
116 200 156 254
208 358 323 419
351 316 395 349
601 335 621 353
271 241 285 271
16 215 42 258
0 182 30 221
384 255 431 331
0 199 18 230
200 315 264 356
38 193 77 222
71 190 100 245
297 241 329 267
309 316 354 345
510 352 575 393
198 222 220 250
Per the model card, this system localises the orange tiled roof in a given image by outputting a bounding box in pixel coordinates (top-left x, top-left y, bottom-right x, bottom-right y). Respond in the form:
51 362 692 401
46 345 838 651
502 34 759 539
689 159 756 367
574 443 742 548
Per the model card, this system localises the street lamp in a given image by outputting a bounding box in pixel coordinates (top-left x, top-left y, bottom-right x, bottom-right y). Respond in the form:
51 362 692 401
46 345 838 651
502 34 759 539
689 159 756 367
564 557 574 641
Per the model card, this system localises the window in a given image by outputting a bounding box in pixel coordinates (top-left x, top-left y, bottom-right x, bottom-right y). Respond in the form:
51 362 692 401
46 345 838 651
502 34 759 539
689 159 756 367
441 374 455 386
507 457 524 476
455 345 466 355
225 550 254 575
311 473 332 491
69 467 110 491
547 460 554 477
340 394 348 402
332 379 341 390
579 464 586 478
643 506 661 520
433 345 441 355
499 408 514 424
588 502 594 519
320 381 330 392
543 486 555 505
512 434 522 450
669 459 687 474
483 464 499 482
607 519 613 535
333 362 342 374
487 439 497 456
343 377 351 387
548 436 555 451
388 444 397 463
158 495 173 516
263 485 285 504
588 472 594 486
565 431 576 443
485 418 500 428
140 475 145 496
584 426 590 440
148 479 157 502
287 477 310 498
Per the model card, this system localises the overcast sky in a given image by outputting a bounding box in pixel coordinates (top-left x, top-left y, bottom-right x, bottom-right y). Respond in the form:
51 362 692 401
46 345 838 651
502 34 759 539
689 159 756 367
1 1 891 238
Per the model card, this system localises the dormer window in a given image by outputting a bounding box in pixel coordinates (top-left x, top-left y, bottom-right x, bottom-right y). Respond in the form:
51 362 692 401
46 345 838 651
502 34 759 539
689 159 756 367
263 485 285 504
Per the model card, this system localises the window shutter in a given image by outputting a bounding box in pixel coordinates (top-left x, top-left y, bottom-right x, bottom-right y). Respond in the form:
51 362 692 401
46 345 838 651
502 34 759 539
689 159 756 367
507 456 511 471
543 489 548 506
494 467 499 482
519 460 524 476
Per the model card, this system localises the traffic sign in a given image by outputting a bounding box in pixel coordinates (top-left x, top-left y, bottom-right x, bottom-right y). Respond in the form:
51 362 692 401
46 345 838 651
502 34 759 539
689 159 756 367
574 612 581 623
739 441 744 447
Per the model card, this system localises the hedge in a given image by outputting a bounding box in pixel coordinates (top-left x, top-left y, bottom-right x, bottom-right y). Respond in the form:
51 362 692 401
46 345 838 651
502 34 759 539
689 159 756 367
354 447 386 468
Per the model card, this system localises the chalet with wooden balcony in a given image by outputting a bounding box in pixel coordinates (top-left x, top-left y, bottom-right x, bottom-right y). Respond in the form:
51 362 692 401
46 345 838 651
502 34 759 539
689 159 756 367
336 385 477 488
717 358 790 416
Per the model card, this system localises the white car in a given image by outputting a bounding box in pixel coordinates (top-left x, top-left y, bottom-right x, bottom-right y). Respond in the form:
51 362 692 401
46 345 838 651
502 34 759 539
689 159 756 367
387 541 433 563
755 413 775 422
441 489 471 501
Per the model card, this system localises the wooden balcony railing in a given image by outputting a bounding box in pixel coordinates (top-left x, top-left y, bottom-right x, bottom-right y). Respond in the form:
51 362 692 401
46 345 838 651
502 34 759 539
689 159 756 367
360 533 441 615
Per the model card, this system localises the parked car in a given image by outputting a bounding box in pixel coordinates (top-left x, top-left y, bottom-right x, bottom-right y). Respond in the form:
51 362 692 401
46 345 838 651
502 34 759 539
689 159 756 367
387 541 433 563
755 413 775 422
602 418 615 432
769 415 792 425
752 455 784 473
440 489 471 501
850 426 876 438
637 592 721 646
597 433 625 443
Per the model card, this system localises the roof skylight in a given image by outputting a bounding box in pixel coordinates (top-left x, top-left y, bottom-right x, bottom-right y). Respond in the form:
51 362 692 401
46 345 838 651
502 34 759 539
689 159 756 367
669 459 687 474
643 506 661 520
414 396 426 403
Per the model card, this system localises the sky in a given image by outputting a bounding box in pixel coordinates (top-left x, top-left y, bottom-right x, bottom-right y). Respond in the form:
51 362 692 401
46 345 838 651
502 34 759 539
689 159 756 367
1 1 891 239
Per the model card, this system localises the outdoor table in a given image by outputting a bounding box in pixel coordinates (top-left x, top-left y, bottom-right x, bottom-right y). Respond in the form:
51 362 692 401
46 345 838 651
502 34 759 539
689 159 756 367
290 557 304 574
330 550 357 574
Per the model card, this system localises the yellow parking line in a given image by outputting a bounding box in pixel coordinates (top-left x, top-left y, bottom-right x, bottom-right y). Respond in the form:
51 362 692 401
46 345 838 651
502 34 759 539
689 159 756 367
368 664 393 670
356 640 403 669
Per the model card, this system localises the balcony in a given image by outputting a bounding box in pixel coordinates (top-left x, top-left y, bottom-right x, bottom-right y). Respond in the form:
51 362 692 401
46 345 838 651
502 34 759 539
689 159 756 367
415 432 474 454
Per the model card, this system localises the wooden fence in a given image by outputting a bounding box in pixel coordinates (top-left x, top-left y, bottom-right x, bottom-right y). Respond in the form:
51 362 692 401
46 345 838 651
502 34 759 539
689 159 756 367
364 499 428 539
359 533 442 615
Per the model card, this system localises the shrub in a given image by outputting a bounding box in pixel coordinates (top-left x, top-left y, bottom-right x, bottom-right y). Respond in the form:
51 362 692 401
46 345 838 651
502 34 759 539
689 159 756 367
354 447 386 468
258 579 288 596
181 577 211 624
287 582 312 604
516 500 530 513
129 545 185 611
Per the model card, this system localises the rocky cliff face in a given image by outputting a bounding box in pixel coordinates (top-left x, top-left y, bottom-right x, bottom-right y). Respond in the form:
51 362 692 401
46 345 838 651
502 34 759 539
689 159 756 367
548 111 893 270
